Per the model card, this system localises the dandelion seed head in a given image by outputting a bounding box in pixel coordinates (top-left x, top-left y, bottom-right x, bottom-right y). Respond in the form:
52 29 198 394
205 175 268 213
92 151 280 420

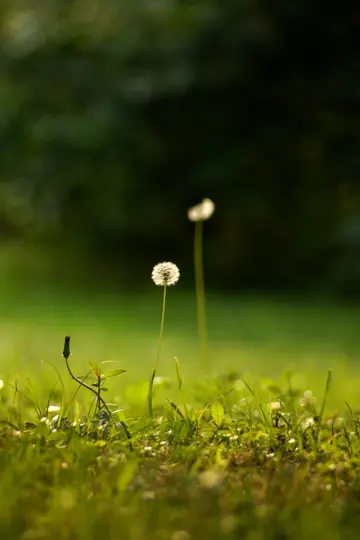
152 262 180 286
188 198 215 222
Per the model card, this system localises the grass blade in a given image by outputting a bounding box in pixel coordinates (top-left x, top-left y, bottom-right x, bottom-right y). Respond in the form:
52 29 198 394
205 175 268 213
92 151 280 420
319 369 332 422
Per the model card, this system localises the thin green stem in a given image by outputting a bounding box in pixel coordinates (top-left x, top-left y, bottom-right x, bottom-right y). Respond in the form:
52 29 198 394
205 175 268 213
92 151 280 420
96 375 101 415
155 284 167 372
148 284 167 418
194 220 208 369
174 356 189 419
64 357 112 418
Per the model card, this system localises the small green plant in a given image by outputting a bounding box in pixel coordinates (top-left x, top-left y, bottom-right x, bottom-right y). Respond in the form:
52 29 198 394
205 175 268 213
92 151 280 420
62 336 131 444
63 336 112 419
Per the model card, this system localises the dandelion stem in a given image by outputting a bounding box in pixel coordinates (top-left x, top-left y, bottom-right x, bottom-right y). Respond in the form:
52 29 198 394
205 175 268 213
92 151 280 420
155 284 167 373
194 220 208 369
148 284 167 418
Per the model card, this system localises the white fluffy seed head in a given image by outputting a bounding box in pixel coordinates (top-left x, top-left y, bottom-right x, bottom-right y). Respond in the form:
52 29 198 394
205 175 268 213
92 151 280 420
188 198 215 222
152 262 180 286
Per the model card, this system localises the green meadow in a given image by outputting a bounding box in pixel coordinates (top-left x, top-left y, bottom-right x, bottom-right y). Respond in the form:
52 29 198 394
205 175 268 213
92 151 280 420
1 284 360 398
1 274 360 539
1 1 359 536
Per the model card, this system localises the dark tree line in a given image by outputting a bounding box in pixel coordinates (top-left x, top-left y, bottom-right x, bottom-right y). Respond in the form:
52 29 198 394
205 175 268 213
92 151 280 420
1 0 360 290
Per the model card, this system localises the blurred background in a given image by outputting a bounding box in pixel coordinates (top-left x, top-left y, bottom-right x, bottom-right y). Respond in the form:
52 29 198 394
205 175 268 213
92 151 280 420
3 1 360 398
1 0 360 294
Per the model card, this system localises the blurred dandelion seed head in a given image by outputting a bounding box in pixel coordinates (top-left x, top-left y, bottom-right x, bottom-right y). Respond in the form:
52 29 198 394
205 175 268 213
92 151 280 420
188 198 215 222
152 262 180 286
171 531 191 540
198 469 224 489
47 405 61 413
300 390 316 407
302 417 315 428
269 401 283 411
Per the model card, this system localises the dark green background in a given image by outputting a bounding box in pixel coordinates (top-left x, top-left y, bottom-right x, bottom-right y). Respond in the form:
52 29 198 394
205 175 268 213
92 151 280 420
1 0 360 291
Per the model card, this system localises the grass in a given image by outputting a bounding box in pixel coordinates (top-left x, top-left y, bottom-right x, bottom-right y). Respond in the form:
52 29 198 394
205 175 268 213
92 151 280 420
1 283 360 538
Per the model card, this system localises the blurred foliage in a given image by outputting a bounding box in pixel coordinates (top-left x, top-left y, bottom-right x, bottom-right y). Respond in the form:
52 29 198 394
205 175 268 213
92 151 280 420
1 0 360 290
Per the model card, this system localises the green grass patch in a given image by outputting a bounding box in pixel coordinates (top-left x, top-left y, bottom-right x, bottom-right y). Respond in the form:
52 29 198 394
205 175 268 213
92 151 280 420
1 288 360 538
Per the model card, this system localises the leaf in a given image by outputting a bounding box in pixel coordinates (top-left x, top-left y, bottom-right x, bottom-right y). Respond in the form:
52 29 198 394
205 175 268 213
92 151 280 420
174 357 183 391
167 398 184 419
88 362 98 370
211 401 224 427
89 362 101 377
101 369 127 380
319 369 332 421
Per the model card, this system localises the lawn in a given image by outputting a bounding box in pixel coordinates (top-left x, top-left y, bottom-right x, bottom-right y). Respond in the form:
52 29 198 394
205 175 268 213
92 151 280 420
1 283 360 539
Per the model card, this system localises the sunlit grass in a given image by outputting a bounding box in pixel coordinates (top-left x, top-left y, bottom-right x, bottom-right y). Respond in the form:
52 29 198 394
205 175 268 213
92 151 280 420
1 278 360 538
1 286 360 407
